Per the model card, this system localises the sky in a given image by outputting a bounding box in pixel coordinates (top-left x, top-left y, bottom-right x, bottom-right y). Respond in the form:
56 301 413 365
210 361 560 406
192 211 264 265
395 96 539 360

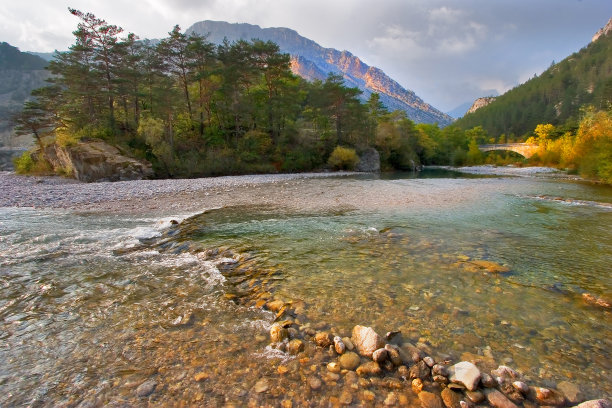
1 0 611 113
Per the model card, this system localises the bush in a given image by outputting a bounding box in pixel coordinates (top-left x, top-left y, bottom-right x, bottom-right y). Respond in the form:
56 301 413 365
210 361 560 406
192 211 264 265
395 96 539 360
13 151 34 174
328 146 359 170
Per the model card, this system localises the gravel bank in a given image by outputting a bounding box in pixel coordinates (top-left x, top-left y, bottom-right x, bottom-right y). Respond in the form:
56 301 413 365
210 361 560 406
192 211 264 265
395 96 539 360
0 171 358 213
449 165 565 177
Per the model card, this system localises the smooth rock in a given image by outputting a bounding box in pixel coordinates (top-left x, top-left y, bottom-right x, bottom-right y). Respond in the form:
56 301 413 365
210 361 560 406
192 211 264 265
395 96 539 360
512 381 529 394
480 372 497 388
557 381 583 405
356 361 382 376
288 339 304 355
315 331 332 347
385 392 399 406
423 356 435 367
136 380 157 397
441 388 463 408
327 362 341 373
342 337 355 351
529 386 566 406
339 389 353 405
270 323 288 343
491 365 518 380
254 378 269 393
466 390 485 403
400 343 425 363
485 389 519 408
352 325 385 358
573 400 612 408
384 344 402 365
418 391 445 408
372 348 388 363
194 372 209 382
338 351 361 370
432 364 449 377
308 376 322 390
410 360 430 380
433 375 449 384
333 336 346 354
266 299 285 312
450 361 481 391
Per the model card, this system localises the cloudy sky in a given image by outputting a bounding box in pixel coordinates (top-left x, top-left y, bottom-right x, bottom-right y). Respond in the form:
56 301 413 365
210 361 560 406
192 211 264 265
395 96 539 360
1 0 611 112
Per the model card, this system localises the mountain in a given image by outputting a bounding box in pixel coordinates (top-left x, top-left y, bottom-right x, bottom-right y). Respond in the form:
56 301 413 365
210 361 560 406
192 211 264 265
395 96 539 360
455 17 612 137
0 43 50 147
186 21 452 126
446 101 474 119
465 97 497 115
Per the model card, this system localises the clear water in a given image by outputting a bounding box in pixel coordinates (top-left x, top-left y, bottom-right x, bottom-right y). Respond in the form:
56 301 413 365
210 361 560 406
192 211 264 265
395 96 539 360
1 174 611 407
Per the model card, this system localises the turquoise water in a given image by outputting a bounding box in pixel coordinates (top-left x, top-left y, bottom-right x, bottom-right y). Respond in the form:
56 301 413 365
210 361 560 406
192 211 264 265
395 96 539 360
0 174 610 406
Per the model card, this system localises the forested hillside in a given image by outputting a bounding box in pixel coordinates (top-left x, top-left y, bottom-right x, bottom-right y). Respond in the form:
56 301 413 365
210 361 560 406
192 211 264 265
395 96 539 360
455 30 612 139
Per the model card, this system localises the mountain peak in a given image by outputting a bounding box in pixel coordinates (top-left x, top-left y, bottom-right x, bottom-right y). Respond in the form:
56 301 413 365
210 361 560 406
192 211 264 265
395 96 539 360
186 21 452 126
592 17 612 42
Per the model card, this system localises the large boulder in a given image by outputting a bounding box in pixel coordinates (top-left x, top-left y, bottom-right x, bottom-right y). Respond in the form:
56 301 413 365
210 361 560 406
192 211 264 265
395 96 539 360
42 139 153 182
356 148 380 172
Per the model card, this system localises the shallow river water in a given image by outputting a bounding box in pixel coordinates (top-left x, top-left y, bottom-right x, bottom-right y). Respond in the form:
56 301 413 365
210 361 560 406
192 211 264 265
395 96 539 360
1 171 611 407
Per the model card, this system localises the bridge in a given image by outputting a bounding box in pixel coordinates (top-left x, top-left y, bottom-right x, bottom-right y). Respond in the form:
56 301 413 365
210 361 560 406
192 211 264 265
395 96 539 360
477 143 539 158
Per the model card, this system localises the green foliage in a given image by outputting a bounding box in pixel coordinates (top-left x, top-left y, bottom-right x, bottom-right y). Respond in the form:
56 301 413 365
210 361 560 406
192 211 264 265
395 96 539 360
328 146 359 170
13 151 34 173
456 33 612 138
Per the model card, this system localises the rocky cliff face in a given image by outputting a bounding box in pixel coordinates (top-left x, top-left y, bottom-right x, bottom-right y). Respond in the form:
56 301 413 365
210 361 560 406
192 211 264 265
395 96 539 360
466 97 497 115
592 17 612 42
187 21 452 126
41 139 153 182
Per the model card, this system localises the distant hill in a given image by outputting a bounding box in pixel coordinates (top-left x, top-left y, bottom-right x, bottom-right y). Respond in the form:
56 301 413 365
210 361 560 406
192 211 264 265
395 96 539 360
186 21 452 126
0 42 50 146
455 17 612 137
26 51 56 62
446 101 474 119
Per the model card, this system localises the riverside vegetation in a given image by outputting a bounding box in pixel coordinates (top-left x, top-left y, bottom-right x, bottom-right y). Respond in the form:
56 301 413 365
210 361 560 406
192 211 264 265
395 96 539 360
13 9 612 183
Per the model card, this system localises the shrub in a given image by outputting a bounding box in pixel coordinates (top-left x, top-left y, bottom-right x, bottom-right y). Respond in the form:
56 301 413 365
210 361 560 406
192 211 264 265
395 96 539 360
14 151 34 174
328 146 359 170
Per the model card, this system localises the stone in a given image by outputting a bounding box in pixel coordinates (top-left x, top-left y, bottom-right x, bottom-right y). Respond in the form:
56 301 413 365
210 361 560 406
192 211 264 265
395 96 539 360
433 375 449 384
254 379 269 393
339 351 361 370
412 378 424 393
466 391 485 403
441 388 463 408
356 361 382 376
512 381 529 394
573 400 612 408
266 299 285 312
418 391 445 408
308 376 322 390
528 386 566 406
423 356 435 367
382 377 403 389
287 339 304 355
400 343 425 363
356 148 381 172
362 390 376 401
385 392 399 406
277 365 289 374
410 360 431 380
270 323 288 343
491 365 518 381
315 331 332 347
352 325 385 358
557 381 583 405
339 389 353 405
327 362 341 373
480 373 497 388
432 364 449 377
467 259 510 274
333 336 346 354
281 400 292 408
373 348 388 363
485 389 519 408
194 372 209 382
450 361 481 391
384 344 402 365
342 337 355 351
135 380 157 397
42 139 153 182
398 365 409 378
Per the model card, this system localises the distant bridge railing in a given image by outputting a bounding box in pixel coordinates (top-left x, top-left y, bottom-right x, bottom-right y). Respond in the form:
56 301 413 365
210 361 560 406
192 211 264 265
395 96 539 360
477 143 539 158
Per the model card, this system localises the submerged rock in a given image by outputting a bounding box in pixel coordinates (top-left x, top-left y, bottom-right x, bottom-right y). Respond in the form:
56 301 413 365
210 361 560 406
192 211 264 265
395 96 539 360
573 400 612 408
557 381 583 405
356 361 382 376
315 331 332 347
372 348 388 363
333 336 346 354
270 323 288 343
441 388 463 408
352 325 385 358
338 351 361 370
287 339 304 355
418 391 445 408
485 389 519 408
135 380 157 397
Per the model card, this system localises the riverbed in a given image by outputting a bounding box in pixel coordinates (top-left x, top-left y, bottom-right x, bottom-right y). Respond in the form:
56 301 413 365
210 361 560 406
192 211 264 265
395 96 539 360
0 170 610 407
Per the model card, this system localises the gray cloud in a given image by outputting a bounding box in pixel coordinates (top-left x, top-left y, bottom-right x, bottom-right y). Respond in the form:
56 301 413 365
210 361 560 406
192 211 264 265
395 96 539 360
1 0 611 111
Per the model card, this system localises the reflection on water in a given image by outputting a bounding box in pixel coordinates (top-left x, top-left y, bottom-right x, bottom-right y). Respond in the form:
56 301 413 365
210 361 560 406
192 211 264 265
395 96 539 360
0 176 611 406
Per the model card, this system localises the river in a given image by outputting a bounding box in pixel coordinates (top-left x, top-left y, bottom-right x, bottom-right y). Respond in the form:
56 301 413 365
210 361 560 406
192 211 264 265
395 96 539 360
1 170 610 407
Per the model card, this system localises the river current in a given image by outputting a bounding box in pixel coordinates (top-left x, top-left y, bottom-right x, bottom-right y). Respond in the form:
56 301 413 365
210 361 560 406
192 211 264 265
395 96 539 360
0 171 610 407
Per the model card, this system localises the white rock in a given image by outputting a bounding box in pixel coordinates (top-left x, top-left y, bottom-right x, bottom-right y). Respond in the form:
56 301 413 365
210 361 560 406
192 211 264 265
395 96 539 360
450 361 481 391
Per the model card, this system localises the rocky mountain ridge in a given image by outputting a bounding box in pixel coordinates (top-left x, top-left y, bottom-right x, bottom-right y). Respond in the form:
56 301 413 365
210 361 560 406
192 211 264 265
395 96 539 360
466 97 497 115
592 17 612 42
186 21 452 126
